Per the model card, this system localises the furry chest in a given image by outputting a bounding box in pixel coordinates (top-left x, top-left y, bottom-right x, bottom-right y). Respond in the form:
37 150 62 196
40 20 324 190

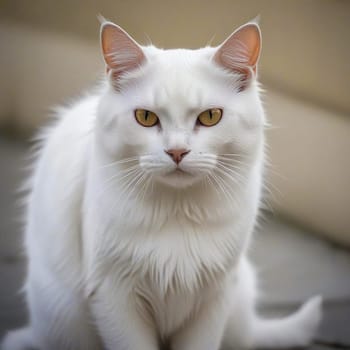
133 279 204 338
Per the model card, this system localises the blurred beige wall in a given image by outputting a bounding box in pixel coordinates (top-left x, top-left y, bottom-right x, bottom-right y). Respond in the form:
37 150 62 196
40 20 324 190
0 0 349 245
1 0 349 114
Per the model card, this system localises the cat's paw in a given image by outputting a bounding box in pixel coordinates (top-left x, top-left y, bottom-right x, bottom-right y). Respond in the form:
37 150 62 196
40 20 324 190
1 327 35 350
294 295 323 347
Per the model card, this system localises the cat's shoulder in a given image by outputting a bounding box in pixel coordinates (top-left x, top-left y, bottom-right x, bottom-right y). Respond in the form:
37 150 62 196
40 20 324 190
30 93 100 184
55 93 99 135
37 93 98 149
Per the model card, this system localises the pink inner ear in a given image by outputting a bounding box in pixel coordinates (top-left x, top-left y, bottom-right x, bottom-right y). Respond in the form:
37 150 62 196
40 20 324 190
214 23 261 83
101 23 146 79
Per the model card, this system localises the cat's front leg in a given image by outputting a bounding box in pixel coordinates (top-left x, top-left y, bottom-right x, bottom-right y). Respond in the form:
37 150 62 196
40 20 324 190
171 291 230 350
89 277 158 350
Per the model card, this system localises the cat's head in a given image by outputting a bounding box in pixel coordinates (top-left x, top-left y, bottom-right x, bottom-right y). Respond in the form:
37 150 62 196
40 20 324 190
97 20 264 190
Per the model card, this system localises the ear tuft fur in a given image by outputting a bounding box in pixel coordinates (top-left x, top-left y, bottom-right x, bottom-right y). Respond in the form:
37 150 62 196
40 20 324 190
214 22 262 90
100 21 146 84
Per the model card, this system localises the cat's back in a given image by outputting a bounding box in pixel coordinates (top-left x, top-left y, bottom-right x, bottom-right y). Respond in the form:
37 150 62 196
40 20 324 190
25 94 99 266
42 93 98 158
32 94 98 192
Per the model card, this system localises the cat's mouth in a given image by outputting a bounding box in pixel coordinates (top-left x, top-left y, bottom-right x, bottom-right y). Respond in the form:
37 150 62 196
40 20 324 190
157 167 197 188
173 168 187 174
162 166 195 181
167 167 192 176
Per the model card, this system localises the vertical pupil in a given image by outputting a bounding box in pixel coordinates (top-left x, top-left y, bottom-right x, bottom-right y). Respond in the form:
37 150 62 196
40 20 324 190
209 110 213 120
145 111 149 121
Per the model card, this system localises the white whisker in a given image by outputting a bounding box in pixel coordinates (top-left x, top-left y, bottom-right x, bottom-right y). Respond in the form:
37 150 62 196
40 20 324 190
105 169 145 219
209 172 236 208
215 166 244 190
217 156 247 166
216 162 246 185
99 156 139 169
97 166 141 199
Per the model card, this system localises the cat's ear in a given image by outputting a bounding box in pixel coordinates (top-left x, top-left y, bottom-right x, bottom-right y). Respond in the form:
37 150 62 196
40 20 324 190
213 22 261 90
100 21 146 81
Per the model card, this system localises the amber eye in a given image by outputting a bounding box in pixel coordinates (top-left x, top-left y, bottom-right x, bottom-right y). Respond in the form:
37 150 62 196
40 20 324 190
135 109 159 127
197 108 223 127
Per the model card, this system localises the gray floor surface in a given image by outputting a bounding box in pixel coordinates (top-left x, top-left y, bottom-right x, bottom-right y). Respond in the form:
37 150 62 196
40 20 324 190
0 135 349 349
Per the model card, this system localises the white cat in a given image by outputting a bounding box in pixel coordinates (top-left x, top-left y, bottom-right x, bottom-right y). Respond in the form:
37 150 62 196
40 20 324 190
2 20 322 350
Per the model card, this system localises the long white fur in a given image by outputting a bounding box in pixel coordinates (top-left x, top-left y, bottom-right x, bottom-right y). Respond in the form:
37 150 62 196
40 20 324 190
2 22 322 350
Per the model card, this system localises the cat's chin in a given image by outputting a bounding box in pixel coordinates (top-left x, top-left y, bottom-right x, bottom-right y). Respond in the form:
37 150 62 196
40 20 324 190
155 169 200 188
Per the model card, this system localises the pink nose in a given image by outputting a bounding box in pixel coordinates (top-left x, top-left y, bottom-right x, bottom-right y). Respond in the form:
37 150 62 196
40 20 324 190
165 149 190 164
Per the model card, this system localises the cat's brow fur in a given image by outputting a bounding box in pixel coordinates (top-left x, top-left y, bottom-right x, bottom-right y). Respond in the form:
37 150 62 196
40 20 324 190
2 21 321 350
